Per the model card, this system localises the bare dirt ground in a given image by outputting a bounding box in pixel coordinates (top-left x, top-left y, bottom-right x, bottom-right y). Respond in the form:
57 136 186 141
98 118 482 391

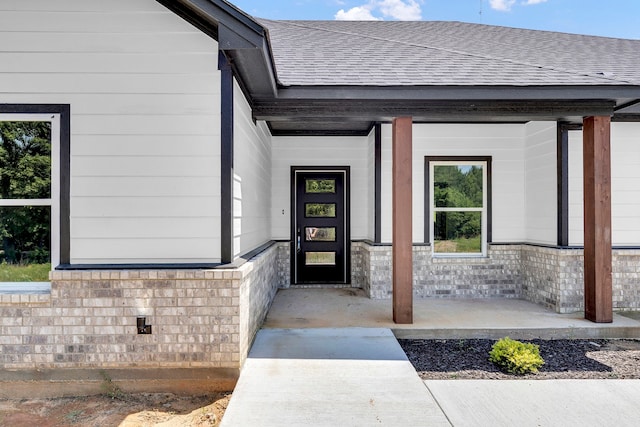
0 391 231 427
3 338 640 425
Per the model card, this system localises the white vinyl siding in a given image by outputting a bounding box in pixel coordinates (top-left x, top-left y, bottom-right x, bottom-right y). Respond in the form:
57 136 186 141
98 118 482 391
523 121 557 245
271 136 371 240
569 122 640 246
233 80 272 258
381 123 526 244
0 0 222 263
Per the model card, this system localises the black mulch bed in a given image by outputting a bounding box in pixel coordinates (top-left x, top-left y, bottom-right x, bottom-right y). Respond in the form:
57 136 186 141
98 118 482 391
398 339 640 380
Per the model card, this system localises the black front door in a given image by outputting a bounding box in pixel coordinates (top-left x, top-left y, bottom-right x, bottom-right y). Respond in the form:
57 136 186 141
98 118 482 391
292 168 350 284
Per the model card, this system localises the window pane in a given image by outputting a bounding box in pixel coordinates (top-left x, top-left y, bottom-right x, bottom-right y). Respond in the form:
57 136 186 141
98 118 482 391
305 203 336 218
0 121 52 199
434 164 483 208
305 227 336 241
0 206 51 281
305 179 335 193
305 252 336 265
434 211 481 253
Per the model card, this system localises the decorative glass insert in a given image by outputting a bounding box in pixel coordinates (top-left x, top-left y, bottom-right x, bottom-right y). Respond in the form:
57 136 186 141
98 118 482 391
433 211 482 254
305 252 336 266
305 227 336 242
305 179 335 193
305 203 336 218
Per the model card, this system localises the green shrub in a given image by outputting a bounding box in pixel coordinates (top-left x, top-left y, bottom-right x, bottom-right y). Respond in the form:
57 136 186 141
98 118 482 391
489 337 544 375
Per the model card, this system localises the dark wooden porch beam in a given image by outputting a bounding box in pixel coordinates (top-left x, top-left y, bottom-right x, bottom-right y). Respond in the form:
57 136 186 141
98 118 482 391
392 117 413 324
252 99 615 122
583 116 613 323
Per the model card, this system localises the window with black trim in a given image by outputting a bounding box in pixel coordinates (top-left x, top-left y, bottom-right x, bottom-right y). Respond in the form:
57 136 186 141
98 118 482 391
0 113 60 283
426 157 491 256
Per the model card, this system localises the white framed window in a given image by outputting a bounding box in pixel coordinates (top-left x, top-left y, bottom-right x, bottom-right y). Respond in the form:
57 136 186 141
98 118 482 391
0 113 60 284
427 157 490 257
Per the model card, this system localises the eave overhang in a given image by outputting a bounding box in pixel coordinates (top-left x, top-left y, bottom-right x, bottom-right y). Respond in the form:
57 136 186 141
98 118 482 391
156 0 278 98
254 85 640 134
157 1 640 134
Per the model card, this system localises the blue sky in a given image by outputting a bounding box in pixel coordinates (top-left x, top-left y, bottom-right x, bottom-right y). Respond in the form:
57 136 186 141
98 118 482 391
230 0 640 39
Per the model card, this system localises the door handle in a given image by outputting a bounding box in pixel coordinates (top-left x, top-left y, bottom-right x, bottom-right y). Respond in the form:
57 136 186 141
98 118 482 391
297 228 301 253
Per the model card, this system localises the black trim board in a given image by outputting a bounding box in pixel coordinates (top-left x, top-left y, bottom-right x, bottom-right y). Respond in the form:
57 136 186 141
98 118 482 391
424 156 493 245
156 0 277 98
219 52 234 264
57 263 222 270
269 128 373 137
374 123 382 243
0 104 70 266
156 0 265 45
156 0 219 40
272 86 638 103
57 241 280 271
557 122 581 246
613 115 640 122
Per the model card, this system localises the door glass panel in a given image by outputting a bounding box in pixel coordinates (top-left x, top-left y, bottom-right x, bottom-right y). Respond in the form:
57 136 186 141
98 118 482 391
305 227 336 241
305 179 335 193
305 203 336 218
305 252 336 265
433 211 482 253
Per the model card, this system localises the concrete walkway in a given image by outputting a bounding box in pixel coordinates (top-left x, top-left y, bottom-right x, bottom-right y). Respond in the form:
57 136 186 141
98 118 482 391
223 291 640 426
222 327 640 427
221 328 451 426
428 379 640 426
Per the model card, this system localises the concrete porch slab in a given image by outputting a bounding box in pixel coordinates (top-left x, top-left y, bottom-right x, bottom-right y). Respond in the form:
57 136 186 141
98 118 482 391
263 288 640 339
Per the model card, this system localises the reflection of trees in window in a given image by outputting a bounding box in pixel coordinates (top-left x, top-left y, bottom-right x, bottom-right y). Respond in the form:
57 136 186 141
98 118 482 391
0 121 51 264
432 163 484 254
305 179 335 193
305 227 336 241
434 165 483 208
305 203 336 218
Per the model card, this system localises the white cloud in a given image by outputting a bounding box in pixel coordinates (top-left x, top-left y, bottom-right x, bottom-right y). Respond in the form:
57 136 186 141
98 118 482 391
523 0 548 4
377 0 422 20
335 0 422 21
489 0 516 11
335 6 380 20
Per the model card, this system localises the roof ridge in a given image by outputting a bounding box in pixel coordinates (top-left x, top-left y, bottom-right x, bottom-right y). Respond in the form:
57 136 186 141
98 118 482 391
270 20 634 85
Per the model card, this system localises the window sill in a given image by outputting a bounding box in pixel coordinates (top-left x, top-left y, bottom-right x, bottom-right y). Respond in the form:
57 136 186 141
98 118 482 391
0 282 51 305
0 282 51 294
431 255 490 263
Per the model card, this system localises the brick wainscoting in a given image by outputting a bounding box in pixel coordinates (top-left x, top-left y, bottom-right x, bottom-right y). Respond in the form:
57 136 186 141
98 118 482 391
0 242 279 397
350 242 640 313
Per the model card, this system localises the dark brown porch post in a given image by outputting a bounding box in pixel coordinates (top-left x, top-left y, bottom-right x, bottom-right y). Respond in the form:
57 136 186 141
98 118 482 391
392 117 413 324
583 116 613 323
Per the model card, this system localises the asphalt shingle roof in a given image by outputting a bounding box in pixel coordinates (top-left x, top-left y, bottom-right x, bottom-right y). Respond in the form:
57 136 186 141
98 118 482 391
257 20 640 87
